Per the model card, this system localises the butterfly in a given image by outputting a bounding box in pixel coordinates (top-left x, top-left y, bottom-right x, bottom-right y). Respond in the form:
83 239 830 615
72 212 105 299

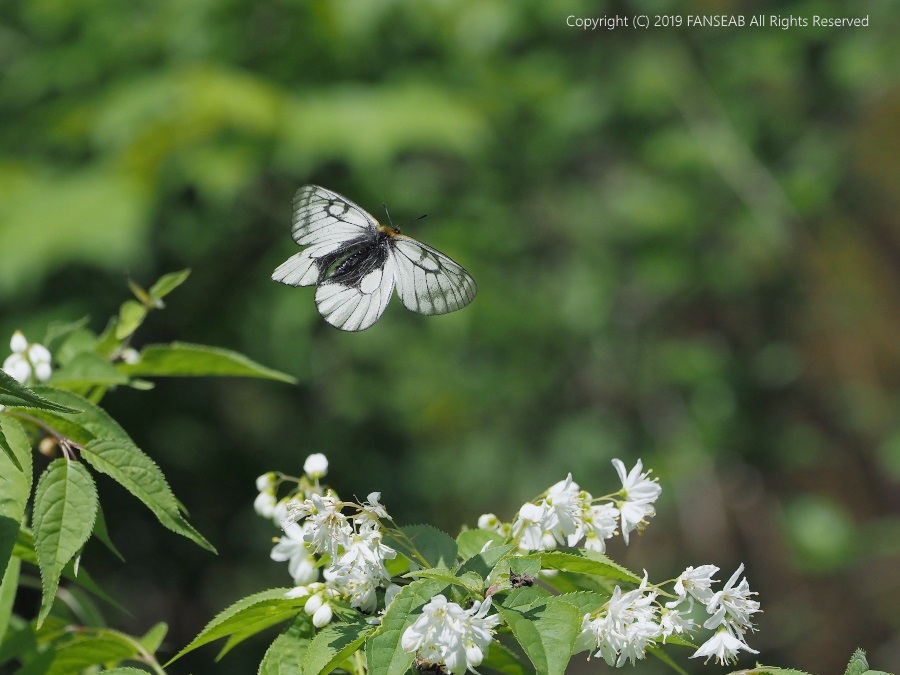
272 185 477 331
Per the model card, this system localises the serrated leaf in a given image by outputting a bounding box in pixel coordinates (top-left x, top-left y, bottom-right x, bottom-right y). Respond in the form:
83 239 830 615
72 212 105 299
12 388 214 553
32 459 99 627
82 437 215 552
0 556 21 643
458 543 516 580
149 268 191 301
259 614 315 675
0 372 79 412
167 588 305 664
497 586 552 611
365 579 446 675
393 525 457 569
456 528 505 560
0 417 32 578
89 668 152 674
551 591 607 617
43 317 92 355
495 595 581 675
845 649 868 675
44 629 141 675
118 342 296 382
138 622 168 654
92 503 125 562
50 352 130 387
531 549 641 583
480 639 534 675
115 300 147 340
405 569 483 594
303 616 373 675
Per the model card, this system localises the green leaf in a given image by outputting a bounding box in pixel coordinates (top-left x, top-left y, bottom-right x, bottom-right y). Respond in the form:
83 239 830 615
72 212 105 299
303 616 373 675
82 437 215 553
118 342 296 383
549 591 606 617
167 588 305 664
480 639 534 675
845 649 869 675
149 268 191 301
0 556 21 644
43 317 91 355
458 543 516 580
0 373 79 412
456 528 505 560
44 629 142 675
92 504 125 562
13 388 214 553
365 579 446 675
138 622 168 654
531 549 641 584
259 615 315 675
32 459 99 627
0 418 31 578
115 300 147 340
50 352 130 388
405 569 483 594
127 278 155 307
393 525 457 569
90 668 155 675
496 593 582 675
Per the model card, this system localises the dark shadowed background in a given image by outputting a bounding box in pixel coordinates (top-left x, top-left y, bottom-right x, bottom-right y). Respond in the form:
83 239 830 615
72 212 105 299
1 0 898 672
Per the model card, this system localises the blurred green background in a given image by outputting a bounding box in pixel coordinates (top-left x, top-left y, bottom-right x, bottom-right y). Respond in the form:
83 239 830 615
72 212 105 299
2 0 898 672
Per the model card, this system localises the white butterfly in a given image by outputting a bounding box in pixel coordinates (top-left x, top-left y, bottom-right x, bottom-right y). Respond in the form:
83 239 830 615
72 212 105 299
273 185 477 331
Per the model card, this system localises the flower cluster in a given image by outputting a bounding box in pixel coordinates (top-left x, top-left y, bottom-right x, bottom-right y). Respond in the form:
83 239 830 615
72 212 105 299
576 564 760 667
257 454 399 627
478 458 661 552
400 595 502 674
3 330 52 384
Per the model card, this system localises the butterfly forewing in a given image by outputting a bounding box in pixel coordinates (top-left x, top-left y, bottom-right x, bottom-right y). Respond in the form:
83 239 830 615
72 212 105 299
390 236 477 315
291 185 376 246
273 184 476 331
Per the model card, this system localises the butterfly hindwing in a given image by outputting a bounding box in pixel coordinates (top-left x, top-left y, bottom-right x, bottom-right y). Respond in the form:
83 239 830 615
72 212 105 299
315 256 396 331
390 236 477 315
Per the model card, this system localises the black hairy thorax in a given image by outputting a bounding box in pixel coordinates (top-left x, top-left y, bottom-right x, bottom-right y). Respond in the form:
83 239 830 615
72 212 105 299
316 230 393 287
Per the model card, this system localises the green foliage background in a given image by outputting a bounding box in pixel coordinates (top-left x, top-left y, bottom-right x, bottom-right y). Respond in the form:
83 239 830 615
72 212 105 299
1 0 898 672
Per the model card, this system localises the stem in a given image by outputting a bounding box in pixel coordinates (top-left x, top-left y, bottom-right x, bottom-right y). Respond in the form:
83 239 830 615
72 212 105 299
2 410 84 459
353 648 366 674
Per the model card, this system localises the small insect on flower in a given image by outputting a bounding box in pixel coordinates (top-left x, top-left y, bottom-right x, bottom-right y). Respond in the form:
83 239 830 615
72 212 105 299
273 185 477 331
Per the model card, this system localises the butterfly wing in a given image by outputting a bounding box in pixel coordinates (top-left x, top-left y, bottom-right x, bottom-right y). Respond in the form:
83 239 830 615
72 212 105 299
315 255 396 331
291 185 377 247
273 185 379 288
389 236 477 315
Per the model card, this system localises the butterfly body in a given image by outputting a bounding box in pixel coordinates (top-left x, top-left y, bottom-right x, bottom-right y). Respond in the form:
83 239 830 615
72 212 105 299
273 185 476 331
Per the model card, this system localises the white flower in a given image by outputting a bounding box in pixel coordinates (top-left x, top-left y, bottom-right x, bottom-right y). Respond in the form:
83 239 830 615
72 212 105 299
542 474 586 546
254 491 277 519
512 502 547 550
477 513 500 530
401 595 502 674
121 347 141 365
326 560 383 612
691 628 758 665
612 458 661 544
702 563 760 633
303 453 329 479
575 574 662 667
3 331 53 384
581 503 620 552
669 564 719 607
300 585 339 628
256 472 276 493
271 522 319 585
659 606 695 639
298 494 352 560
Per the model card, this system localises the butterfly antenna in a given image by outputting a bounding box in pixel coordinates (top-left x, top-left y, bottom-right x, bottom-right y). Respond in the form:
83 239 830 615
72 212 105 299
383 203 394 227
